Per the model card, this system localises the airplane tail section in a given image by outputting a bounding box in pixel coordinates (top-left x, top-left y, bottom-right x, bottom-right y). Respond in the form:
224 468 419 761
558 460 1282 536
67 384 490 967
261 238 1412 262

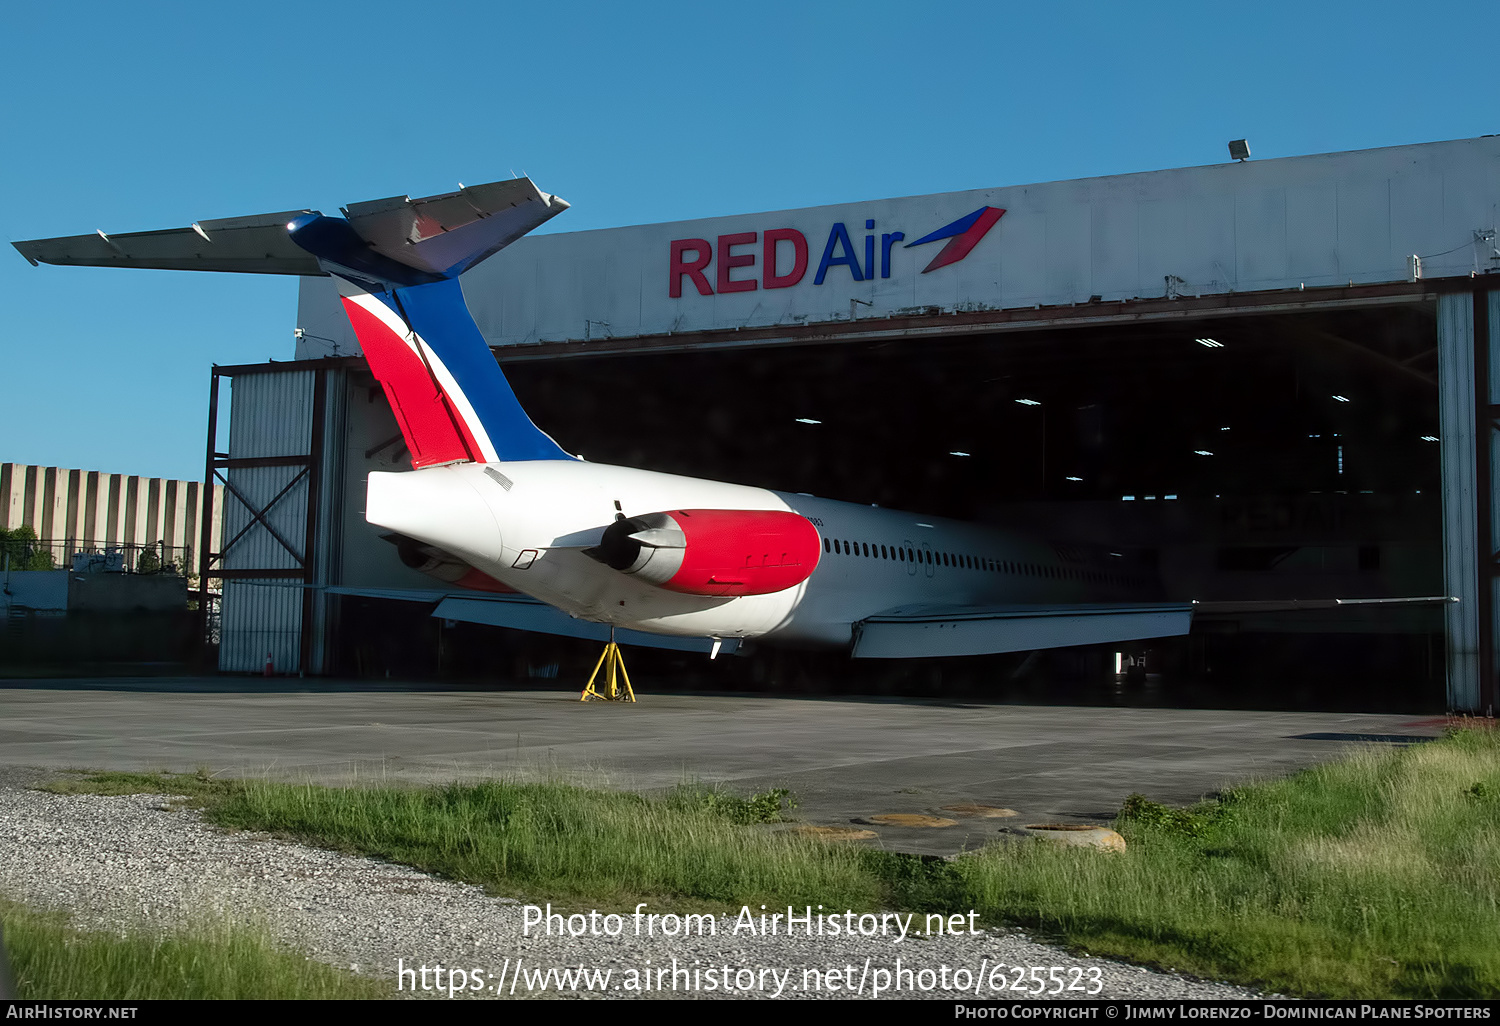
341 280 571 466
285 183 575 467
12 176 576 467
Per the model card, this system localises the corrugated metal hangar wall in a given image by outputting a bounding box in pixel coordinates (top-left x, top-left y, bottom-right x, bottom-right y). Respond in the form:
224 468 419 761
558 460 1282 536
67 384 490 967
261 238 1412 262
214 137 1499 711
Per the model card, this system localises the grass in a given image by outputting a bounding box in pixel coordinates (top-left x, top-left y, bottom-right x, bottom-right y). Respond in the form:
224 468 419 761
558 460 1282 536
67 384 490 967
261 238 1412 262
44 770 878 911
41 728 1500 998
0 897 388 1000
952 726 1500 998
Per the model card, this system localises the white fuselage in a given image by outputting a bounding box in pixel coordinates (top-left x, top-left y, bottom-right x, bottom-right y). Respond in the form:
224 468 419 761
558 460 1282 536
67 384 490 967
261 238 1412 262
366 461 1149 649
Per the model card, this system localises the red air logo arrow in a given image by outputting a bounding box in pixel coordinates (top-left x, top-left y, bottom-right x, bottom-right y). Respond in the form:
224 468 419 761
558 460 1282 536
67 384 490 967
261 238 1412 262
904 206 1006 273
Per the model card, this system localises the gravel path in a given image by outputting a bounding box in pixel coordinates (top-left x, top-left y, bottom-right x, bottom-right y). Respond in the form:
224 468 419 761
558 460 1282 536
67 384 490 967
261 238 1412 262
0 782 1264 1000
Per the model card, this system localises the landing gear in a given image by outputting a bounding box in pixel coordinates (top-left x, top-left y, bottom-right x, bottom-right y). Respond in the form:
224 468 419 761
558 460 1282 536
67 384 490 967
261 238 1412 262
580 628 636 702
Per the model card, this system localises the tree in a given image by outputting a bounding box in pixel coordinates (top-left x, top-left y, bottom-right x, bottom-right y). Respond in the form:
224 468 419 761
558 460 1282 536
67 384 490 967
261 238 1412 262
135 545 161 574
0 526 55 570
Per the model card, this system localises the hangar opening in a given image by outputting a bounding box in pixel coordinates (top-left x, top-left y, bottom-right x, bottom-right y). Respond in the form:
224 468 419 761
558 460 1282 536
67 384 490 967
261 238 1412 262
188 136 1498 714
483 292 1445 710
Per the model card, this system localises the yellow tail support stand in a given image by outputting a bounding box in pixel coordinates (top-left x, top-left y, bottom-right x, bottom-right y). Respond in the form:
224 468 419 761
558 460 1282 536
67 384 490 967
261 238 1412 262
580 630 636 702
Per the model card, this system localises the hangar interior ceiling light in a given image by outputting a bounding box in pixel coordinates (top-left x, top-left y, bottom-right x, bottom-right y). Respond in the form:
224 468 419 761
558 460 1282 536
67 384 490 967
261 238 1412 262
1065 476 1083 482
1196 338 1223 348
949 451 971 457
1015 398 1041 406
1421 435 1439 442
1121 495 1136 501
1194 450 1214 456
794 417 822 425
1332 395 1351 402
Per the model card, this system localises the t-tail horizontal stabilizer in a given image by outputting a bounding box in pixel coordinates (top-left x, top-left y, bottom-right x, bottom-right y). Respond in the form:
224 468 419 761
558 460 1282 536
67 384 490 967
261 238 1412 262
11 178 568 282
13 177 576 468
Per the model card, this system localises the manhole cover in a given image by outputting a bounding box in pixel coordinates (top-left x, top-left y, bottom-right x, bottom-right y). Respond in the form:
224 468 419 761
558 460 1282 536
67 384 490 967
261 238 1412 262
941 804 1018 818
860 814 960 828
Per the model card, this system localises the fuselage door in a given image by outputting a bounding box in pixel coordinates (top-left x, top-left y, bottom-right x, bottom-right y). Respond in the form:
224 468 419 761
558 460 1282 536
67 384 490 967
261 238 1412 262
921 541 934 578
902 539 918 577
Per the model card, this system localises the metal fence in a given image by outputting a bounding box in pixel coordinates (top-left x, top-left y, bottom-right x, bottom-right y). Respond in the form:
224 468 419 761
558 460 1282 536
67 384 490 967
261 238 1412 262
2 538 195 576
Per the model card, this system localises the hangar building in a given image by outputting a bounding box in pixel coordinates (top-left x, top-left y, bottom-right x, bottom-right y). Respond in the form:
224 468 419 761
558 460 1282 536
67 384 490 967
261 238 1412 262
204 136 1500 712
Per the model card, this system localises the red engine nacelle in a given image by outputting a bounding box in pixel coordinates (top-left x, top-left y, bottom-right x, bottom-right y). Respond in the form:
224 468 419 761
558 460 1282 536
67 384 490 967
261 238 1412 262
591 509 821 597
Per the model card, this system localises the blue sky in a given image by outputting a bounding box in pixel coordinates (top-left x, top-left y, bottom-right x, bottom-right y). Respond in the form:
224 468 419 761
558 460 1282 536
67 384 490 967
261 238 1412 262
3 0 1495 481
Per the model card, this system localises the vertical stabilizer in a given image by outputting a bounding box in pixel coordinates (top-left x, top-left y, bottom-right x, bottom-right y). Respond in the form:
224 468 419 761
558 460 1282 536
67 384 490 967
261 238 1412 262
280 179 575 468
341 280 571 466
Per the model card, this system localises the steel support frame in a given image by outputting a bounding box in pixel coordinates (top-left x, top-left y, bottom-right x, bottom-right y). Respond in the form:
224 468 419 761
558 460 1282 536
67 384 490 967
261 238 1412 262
1438 286 1500 714
197 364 330 674
1480 289 1500 716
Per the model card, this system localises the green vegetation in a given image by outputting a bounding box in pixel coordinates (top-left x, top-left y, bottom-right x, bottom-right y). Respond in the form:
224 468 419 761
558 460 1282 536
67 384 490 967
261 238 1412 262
42 768 228 799
0 525 54 570
0 897 387 1000
209 778 874 909
46 728 1500 998
46 771 874 909
666 782 797 824
954 727 1500 998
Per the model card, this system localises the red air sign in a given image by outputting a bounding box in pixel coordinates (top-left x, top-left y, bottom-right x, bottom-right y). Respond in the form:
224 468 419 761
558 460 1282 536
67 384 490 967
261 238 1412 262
668 208 1003 299
670 230 809 298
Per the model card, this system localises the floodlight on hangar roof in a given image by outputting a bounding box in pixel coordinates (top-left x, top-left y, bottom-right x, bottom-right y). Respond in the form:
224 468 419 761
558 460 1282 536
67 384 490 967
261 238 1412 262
1228 139 1251 161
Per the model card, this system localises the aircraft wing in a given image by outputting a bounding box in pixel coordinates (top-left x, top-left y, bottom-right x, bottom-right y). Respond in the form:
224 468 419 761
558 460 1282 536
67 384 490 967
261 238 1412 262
851 602 1195 659
849 595 1456 659
1190 596 1455 616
